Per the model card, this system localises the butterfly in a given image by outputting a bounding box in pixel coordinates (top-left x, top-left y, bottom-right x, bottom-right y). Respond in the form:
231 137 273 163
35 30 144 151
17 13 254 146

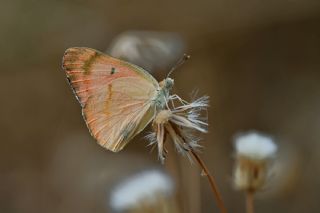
62 47 177 152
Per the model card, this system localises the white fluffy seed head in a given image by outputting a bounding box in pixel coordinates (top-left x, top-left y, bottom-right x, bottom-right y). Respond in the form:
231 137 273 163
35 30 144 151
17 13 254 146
234 132 277 160
109 170 174 211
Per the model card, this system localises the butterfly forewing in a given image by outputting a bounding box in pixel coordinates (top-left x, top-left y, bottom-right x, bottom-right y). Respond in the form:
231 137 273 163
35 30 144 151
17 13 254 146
63 47 159 151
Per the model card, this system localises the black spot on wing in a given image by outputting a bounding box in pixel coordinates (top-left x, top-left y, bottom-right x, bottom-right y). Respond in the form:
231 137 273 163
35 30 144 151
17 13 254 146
111 67 116 74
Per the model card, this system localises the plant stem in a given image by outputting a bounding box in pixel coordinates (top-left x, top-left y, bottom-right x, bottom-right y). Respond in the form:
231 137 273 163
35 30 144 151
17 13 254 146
189 149 227 213
246 190 254 213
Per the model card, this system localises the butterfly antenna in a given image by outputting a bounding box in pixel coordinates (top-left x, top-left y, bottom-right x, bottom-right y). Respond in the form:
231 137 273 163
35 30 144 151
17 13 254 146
167 54 190 78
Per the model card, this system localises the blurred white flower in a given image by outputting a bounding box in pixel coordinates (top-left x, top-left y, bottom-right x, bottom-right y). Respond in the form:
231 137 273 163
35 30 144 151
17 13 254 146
109 170 174 212
108 31 185 73
235 132 277 160
233 131 278 191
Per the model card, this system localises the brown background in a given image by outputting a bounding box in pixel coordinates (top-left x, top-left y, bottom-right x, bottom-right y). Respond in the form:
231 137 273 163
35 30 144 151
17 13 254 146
1 0 320 212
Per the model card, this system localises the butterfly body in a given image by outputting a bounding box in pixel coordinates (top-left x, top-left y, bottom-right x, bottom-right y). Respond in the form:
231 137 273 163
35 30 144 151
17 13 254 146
152 78 174 110
63 47 173 152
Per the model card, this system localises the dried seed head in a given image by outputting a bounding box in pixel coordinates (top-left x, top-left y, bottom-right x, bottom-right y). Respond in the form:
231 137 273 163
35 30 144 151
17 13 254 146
146 95 209 162
154 110 172 125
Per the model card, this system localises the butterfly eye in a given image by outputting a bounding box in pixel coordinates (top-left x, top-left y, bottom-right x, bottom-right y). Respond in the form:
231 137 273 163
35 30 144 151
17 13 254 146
111 67 116 74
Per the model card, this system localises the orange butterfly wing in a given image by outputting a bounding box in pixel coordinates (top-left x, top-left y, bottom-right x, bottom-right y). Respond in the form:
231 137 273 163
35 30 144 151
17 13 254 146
63 47 159 151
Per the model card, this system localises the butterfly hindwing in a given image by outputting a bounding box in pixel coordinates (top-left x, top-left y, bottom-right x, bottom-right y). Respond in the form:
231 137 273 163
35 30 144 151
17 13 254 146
62 47 159 151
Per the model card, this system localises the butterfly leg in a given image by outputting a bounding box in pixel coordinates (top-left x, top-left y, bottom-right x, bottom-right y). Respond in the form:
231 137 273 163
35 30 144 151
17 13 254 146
168 95 177 109
169 94 189 105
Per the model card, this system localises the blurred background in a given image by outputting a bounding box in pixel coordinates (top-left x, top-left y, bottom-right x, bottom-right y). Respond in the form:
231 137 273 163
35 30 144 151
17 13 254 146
1 0 320 212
